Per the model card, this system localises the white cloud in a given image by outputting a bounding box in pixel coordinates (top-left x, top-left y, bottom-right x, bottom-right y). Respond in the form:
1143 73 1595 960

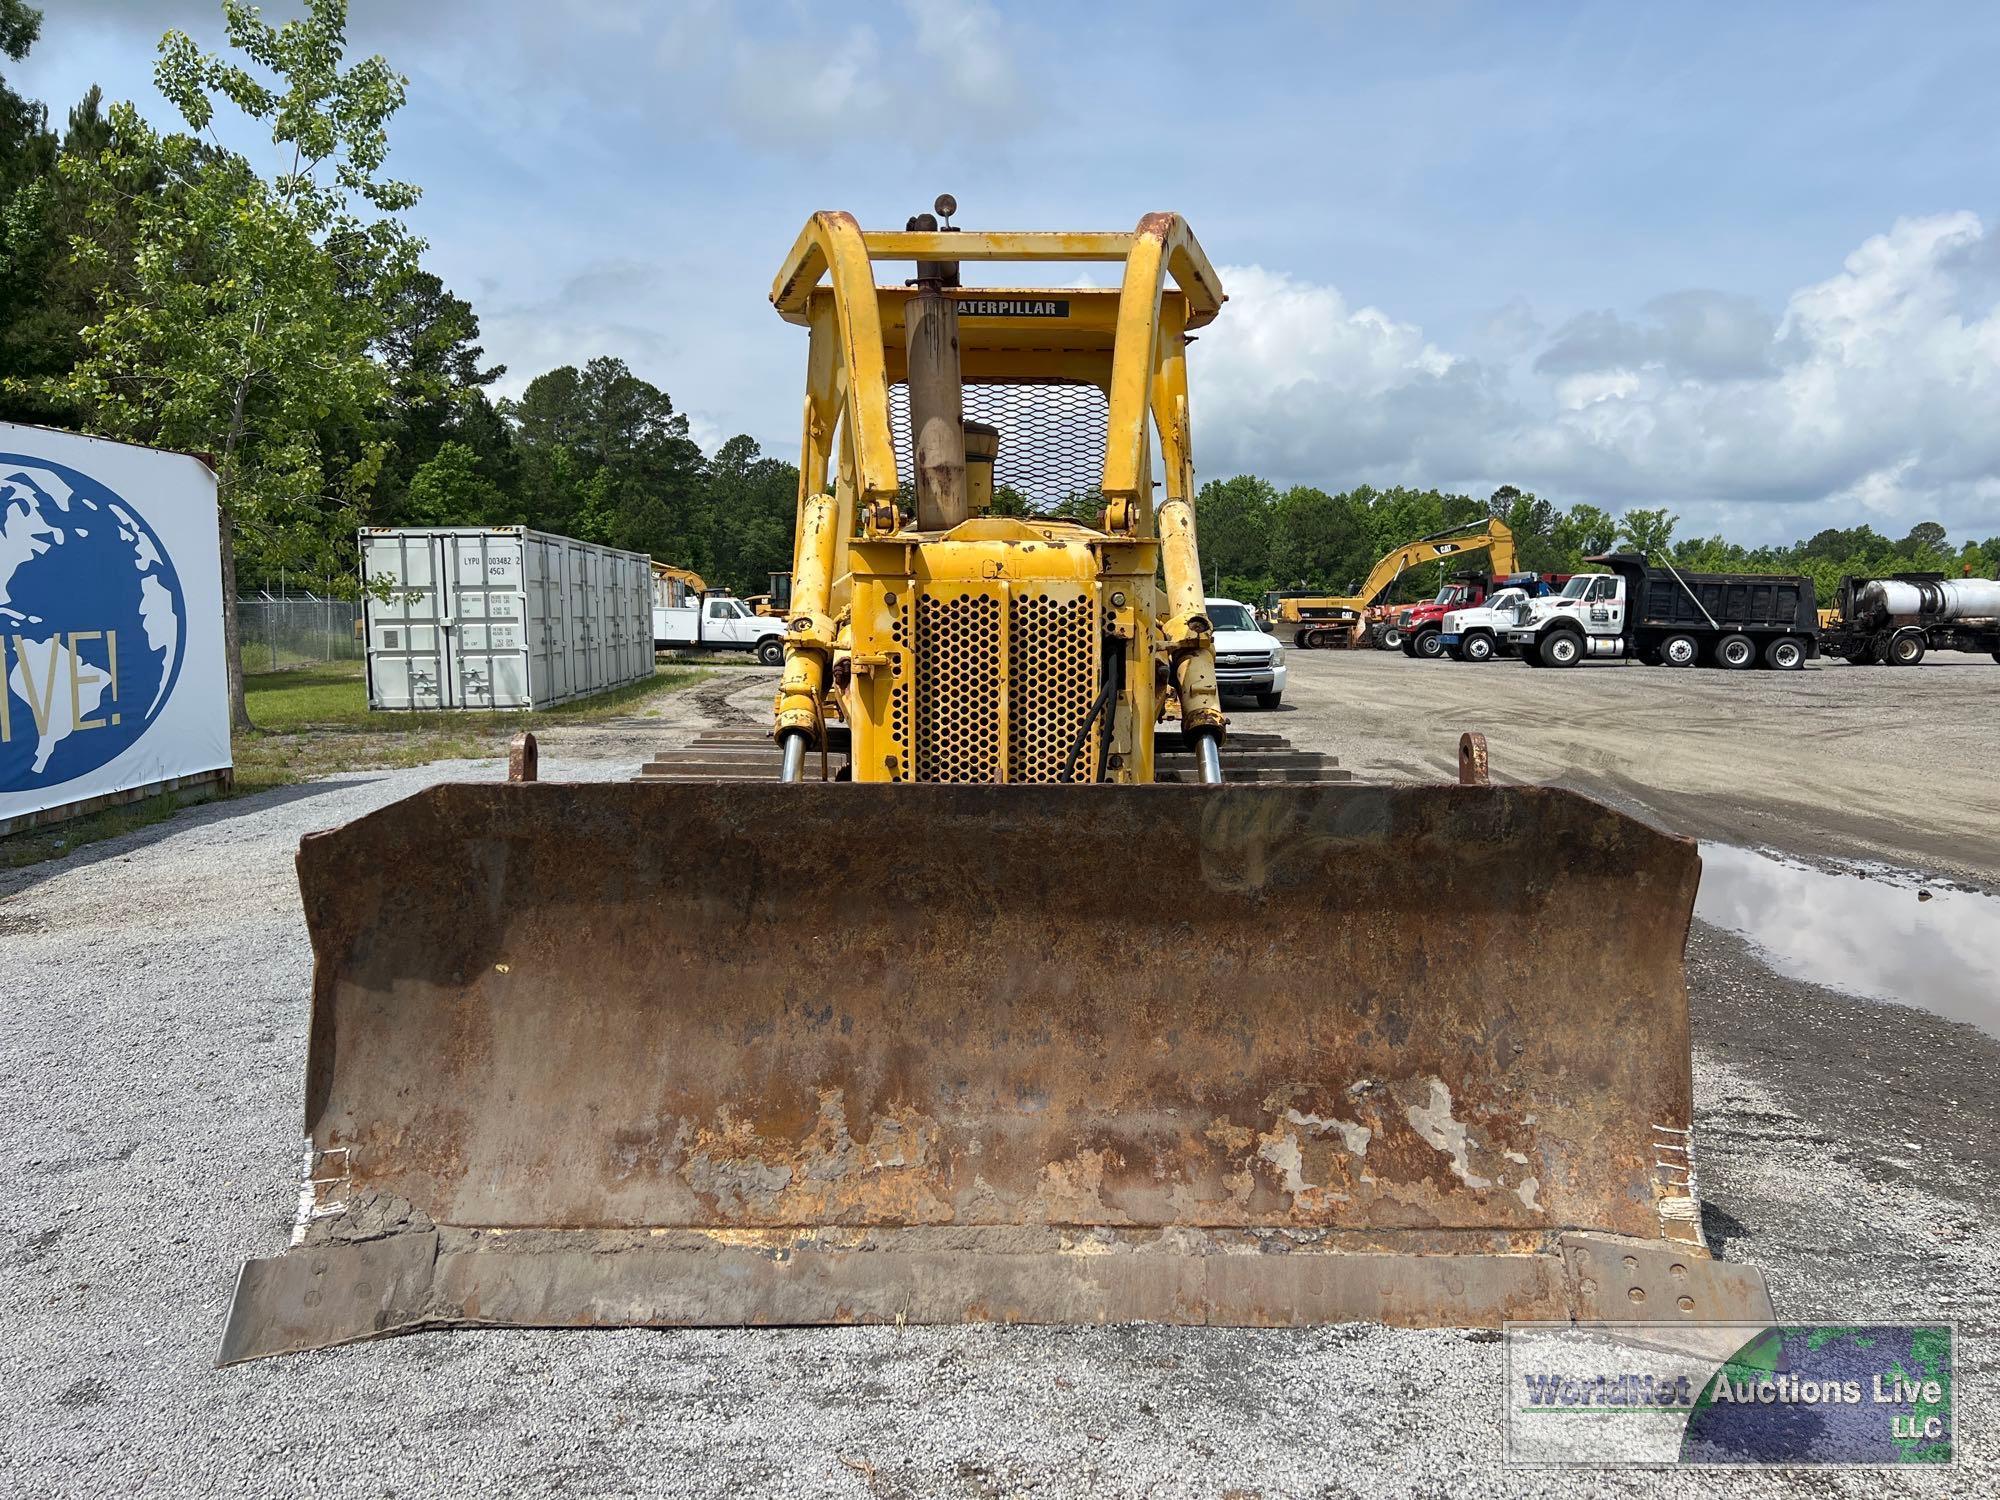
655 0 1021 147
1192 264 1512 482
1192 213 2000 539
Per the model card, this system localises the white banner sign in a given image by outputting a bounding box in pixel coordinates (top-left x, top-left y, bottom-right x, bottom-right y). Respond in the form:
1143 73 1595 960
1 423 230 826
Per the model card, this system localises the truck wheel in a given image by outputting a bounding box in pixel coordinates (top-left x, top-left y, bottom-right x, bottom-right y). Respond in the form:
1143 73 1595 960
1255 690 1282 709
1414 630 1445 659
1541 632 1581 668
1463 633 1495 663
1659 633 1699 668
1886 632 1926 667
1715 634 1756 669
1379 627 1403 650
756 637 786 666
1764 637 1806 670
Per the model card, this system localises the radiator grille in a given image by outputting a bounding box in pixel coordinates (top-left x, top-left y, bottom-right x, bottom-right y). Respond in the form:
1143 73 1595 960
911 588 1099 782
887 594 913 782
915 592 1002 782
1007 592 1099 782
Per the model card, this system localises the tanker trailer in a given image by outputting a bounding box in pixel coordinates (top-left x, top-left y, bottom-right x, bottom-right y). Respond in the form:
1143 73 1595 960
1823 573 2000 666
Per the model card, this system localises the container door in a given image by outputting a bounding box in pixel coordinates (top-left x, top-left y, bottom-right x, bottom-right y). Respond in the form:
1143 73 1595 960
567 542 599 693
608 554 631 685
522 538 554 707
532 536 568 704
631 558 653 678
363 531 453 709
448 534 532 709
604 555 630 685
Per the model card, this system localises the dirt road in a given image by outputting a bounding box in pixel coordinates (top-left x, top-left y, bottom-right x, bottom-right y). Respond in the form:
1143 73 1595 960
1268 648 2000 883
2 657 1994 1497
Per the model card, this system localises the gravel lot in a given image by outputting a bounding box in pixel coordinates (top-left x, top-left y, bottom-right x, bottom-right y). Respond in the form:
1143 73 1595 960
2 657 1993 1498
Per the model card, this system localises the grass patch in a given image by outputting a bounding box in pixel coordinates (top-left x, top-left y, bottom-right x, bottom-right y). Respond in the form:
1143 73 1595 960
231 660 711 791
2 660 711 867
1 790 199 871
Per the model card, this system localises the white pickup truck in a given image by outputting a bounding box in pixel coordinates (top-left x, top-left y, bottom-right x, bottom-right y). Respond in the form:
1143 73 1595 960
653 595 788 664
1437 587 1529 662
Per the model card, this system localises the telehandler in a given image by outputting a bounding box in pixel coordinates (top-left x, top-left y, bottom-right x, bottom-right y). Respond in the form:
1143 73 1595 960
219 202 1769 1362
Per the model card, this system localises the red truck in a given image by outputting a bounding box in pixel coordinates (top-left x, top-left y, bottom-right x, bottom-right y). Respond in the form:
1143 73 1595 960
1393 573 1500 658
1396 572 1571 659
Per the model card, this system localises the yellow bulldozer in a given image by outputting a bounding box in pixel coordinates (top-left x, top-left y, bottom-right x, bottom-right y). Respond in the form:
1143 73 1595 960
219 202 1769 1363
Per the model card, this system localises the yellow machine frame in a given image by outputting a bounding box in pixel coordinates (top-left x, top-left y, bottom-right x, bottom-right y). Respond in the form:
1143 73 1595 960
768 212 1231 784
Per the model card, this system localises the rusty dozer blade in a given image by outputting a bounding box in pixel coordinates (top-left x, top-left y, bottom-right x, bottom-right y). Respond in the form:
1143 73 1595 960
219 781 1770 1363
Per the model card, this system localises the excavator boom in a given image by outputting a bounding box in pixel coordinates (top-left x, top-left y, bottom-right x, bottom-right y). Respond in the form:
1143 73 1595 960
1278 519 1518 647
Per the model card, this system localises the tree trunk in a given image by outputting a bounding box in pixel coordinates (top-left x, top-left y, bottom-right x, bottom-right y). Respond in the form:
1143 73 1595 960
218 495 253 732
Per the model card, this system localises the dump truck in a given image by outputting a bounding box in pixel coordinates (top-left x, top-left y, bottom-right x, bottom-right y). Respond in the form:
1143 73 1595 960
1276 519 1518 649
1508 554 1818 668
1820 572 2000 666
219 203 1769 1363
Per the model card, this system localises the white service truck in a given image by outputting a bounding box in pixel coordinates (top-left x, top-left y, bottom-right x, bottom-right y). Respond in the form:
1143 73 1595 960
654 594 788 664
1437 587 1528 662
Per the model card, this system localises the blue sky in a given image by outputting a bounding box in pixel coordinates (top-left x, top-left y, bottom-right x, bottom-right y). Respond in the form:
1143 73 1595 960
20 1 2000 544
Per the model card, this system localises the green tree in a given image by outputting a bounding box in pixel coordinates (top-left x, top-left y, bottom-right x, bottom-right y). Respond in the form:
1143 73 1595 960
405 440 506 526
360 268 511 524
703 433 799 595
1900 520 1947 554
507 356 707 558
1270 484 1366 593
1617 506 1679 559
34 0 422 729
0 1 44 184
1194 474 1276 594
1551 503 1618 565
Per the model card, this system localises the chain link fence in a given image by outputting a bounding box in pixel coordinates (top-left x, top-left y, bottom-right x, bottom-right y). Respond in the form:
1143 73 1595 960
234 595 365 673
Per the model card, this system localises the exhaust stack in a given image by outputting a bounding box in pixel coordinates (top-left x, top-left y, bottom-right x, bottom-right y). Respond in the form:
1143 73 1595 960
905 196 967 530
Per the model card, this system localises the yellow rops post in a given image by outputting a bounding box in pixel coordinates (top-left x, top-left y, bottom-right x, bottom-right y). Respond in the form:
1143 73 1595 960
218 203 1770 1363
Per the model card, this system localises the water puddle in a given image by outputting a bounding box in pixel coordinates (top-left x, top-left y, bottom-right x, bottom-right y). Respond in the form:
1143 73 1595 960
1694 843 2000 1037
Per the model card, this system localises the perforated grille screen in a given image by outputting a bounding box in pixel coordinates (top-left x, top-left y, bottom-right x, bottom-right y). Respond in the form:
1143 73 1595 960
1007 591 1099 782
914 591 1003 783
910 587 1100 783
889 381 1108 515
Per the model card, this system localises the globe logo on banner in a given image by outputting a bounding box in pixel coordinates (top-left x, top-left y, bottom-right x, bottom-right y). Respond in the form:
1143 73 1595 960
0 453 188 792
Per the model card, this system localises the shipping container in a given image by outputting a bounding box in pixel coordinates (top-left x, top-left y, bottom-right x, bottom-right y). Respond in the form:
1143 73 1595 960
360 527 653 710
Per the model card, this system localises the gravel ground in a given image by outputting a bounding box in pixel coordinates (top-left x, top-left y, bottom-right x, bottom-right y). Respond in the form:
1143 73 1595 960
2 662 1993 1498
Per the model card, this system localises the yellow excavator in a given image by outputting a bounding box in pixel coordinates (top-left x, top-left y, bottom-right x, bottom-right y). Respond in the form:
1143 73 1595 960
1274 519 1518 648
219 202 1768 1362
650 560 706 607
